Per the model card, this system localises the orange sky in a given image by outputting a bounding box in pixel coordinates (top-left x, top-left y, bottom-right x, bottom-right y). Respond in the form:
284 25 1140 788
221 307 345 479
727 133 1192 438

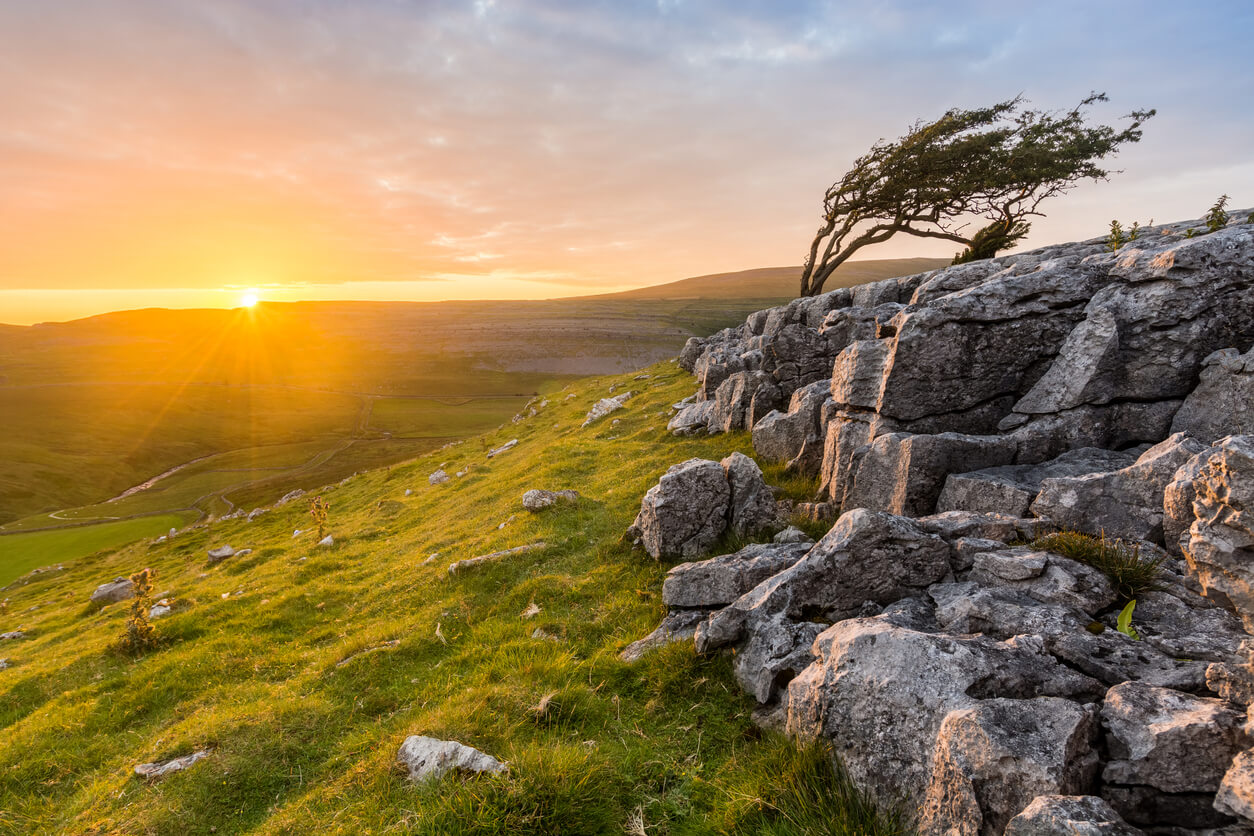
1 1 1251 325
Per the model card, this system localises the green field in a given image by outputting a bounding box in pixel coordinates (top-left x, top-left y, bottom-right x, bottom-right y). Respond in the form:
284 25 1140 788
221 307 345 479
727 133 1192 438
0 513 197 586
0 362 905 834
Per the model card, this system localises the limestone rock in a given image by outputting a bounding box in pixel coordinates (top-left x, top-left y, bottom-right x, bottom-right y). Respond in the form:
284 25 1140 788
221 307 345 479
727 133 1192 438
1183 435 1254 630
207 545 236 563
487 439 518 457
582 393 632 427
627 459 730 559
1171 346 1254 442
667 400 714 436
918 698 1099 836
786 619 1102 809
135 750 211 780
721 452 777 538
1003 795 1144 836
428 469 450 485
1031 433 1207 544
521 489 579 511
90 577 135 604
1216 749 1254 823
619 610 707 663
1101 681 1246 793
772 526 814 545
397 736 507 782
662 542 810 609
938 447 1137 518
968 549 1117 613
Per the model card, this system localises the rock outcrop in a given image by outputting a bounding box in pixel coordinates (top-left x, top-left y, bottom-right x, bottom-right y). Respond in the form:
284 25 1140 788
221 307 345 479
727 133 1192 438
636 215 1254 831
396 736 507 782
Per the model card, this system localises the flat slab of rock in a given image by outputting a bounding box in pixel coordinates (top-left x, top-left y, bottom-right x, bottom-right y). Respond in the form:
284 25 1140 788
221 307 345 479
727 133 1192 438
207 545 236 563
938 447 1136 518
619 610 707 663
582 393 632 428
521 489 579 511
663 542 811 609
397 735 507 782
448 542 546 574
91 577 136 604
135 749 211 780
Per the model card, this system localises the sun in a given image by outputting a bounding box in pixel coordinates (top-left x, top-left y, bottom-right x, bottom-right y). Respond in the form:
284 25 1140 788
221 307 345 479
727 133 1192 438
239 290 260 308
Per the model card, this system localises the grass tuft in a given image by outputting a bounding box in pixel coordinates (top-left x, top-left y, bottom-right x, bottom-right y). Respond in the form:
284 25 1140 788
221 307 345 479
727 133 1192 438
1030 530 1164 600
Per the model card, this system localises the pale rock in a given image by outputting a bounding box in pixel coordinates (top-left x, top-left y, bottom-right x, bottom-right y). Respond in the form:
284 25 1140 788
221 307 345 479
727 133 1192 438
626 459 729 559
135 750 211 780
487 439 519 457
1215 749 1254 823
1003 795 1144 836
582 393 632 428
721 452 777 538
938 447 1137 518
1171 346 1254 442
1182 436 1254 630
662 542 811 609
318 535 333 547
773 526 814 545
397 736 507 782
521 489 580 512
428 469 450 485
90 577 135 604
207 545 236 563
619 610 707 663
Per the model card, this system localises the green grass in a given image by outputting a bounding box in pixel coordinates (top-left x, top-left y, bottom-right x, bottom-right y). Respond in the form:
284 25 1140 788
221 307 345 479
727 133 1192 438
0 361 904 835
1029 530 1165 601
0 513 196 587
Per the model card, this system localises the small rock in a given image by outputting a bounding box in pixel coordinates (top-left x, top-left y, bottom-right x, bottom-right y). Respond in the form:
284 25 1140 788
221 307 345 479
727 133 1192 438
1 631 26 640
246 508 267 522
773 525 814 544
276 488 306 506
428 469 450 485
292 529 303 537
520 602 541 619
620 610 707 662
497 515 517 530
448 542 546 574
1004 795 1144 835
1215 748 1254 822
207 545 235 563
423 553 440 565
234 549 252 558
90 577 135 604
404 488 413 497
149 600 173 619
582 393 633 428
318 535 333 547
135 750 212 780
521 489 580 511
0 659 9 670
487 439 518 458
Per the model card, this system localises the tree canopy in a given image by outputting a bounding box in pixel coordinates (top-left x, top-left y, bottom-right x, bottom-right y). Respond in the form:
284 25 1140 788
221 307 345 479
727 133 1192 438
798 93 1155 296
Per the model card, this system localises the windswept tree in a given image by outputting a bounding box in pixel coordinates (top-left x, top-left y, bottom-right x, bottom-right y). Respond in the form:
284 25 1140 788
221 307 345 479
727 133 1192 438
798 93 1154 296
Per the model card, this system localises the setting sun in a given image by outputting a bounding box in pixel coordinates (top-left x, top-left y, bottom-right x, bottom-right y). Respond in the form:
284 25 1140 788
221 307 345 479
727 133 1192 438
240 290 259 308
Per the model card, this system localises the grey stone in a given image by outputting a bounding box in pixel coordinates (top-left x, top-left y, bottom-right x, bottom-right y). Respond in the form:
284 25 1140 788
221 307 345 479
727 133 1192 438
627 459 730 559
938 447 1137 517
1216 749 1254 824
1101 784 1234 830
428 468 450 485
1101 681 1246 793
90 577 135 604
1183 436 1254 631
968 549 1117 613
786 619 1102 810
583 393 633 427
1004 795 1144 836
397 736 508 782
1172 347 1254 442
667 400 714 436
521 489 579 512
773 526 814 545
135 750 211 780
918 698 1100 836
619 610 707 663
1031 433 1209 544
663 542 810 609
1163 444 1217 557
721 452 777 538
207 545 236 563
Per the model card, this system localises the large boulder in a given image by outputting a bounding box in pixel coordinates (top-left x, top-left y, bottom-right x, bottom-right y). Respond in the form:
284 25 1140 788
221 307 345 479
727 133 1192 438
1181 435 1254 629
720 452 777 538
918 698 1099 836
1030 433 1208 544
751 379 830 475
1171 346 1254 442
627 459 730 559
661 542 810 609
786 619 1102 810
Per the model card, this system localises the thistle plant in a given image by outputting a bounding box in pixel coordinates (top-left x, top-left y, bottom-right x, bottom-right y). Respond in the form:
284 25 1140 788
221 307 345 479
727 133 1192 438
119 568 158 655
310 497 330 540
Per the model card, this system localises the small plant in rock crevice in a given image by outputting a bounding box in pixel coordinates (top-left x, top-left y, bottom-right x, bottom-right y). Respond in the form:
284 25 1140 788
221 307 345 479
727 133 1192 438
1206 194 1231 233
1029 530 1164 601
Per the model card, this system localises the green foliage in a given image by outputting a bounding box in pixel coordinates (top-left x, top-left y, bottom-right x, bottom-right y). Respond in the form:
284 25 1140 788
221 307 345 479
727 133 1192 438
117 567 158 655
1206 194 1231 233
699 738 910 835
1184 228 1199 238
1116 599 1140 641
801 91 1154 294
1030 530 1164 600
309 496 330 540
1105 218 1145 252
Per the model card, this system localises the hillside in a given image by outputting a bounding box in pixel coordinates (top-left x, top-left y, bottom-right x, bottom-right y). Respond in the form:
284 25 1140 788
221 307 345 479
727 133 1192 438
0 362 901 835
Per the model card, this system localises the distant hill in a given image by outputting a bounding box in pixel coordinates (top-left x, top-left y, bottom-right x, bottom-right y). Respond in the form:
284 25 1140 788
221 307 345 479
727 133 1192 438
591 258 947 301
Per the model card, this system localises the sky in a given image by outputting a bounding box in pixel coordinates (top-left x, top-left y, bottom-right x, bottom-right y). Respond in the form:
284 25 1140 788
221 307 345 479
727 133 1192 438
1 0 1251 324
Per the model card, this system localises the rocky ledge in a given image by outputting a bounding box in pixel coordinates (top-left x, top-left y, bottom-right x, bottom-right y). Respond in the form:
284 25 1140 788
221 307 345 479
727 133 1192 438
634 215 1254 834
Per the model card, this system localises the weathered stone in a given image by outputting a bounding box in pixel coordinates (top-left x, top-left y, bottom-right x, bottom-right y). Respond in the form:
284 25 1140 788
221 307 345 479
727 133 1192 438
207 545 236 563
968 549 1117 613
667 400 714 436
733 614 826 704
1100 784 1234 830
786 619 1102 810
1216 749 1254 823
751 379 829 474
428 468 450 485
662 542 810 609
1101 681 1246 794
918 698 1099 836
521 489 579 512
1127 590 1247 666
721 452 777 538
90 577 135 604
582 393 632 427
698 510 950 650
830 339 891 409
1031 433 1208 544
447 542 545 574
710 371 775 433
1183 436 1254 630
619 610 707 663
1003 795 1144 836
397 736 508 782
134 750 211 780
1163 444 1217 556
1172 347 1254 442
938 447 1137 518
627 459 730 559
773 525 814 545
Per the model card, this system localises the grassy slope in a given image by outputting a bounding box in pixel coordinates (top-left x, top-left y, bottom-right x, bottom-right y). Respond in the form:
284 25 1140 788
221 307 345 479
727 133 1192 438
0 362 904 836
